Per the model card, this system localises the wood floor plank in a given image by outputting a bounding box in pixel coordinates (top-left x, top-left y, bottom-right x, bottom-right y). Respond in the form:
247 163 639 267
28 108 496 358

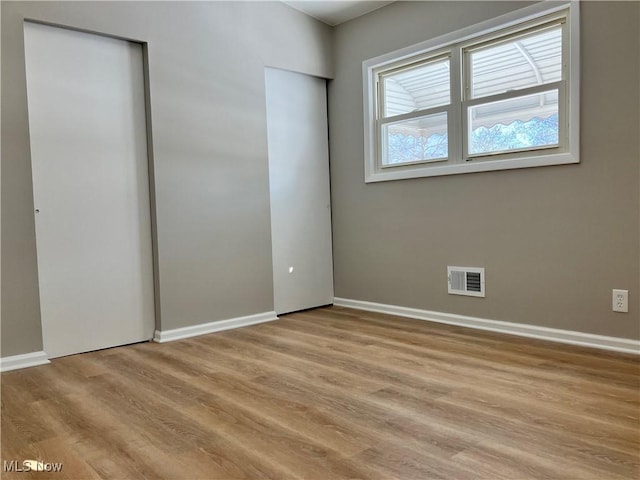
302 309 639 379
319 307 640 378
289 309 640 404
2 306 638 479
231 319 639 433
367 384 640 477
124 343 479 472
268 318 640 426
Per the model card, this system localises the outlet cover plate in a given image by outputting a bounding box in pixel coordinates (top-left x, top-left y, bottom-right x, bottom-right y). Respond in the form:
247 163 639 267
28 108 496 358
612 289 629 313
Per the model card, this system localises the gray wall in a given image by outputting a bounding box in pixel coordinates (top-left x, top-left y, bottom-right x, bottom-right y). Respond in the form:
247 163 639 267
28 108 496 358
1 1 333 357
3 0 638 359
329 1 639 339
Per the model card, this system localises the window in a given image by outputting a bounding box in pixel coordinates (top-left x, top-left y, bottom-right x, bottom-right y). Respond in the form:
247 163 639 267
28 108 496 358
379 56 450 166
363 1 579 182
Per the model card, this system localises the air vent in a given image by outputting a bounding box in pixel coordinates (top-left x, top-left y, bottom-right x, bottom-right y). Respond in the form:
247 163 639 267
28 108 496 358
448 266 485 297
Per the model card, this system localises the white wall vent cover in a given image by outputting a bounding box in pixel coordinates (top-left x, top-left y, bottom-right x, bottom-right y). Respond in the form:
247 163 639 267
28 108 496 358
448 266 485 297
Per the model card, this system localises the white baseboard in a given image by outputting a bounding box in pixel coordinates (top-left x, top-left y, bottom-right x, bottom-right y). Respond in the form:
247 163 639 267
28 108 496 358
1 351 50 373
153 311 278 343
333 298 640 355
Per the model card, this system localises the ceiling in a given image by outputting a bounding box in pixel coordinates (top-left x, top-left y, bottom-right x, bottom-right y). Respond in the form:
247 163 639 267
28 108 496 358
283 1 395 26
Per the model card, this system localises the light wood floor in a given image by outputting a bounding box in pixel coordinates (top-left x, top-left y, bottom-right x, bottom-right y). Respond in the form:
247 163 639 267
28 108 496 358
2 306 639 479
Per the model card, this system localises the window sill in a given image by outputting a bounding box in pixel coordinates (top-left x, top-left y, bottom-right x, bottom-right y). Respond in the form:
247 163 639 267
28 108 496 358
365 152 579 183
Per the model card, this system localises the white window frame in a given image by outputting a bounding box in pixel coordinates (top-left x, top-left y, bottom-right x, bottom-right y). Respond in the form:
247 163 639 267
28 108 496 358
377 52 452 167
363 1 579 183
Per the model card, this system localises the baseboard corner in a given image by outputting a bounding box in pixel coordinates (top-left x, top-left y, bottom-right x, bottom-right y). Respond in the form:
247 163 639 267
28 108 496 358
153 310 278 343
1 351 51 373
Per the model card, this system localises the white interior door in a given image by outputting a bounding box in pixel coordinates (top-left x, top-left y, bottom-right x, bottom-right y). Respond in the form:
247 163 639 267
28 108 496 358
24 22 155 358
265 68 334 315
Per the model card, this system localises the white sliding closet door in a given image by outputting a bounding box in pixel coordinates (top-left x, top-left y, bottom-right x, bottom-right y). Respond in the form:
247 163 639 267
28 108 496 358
265 68 334 315
24 22 155 358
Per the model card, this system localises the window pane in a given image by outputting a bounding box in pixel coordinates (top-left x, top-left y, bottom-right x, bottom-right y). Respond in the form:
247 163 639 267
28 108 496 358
383 112 448 165
469 90 558 155
469 25 562 99
382 58 450 117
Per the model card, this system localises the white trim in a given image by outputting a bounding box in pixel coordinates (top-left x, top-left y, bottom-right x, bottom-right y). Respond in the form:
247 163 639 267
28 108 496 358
153 311 278 343
333 298 640 355
1 351 50 372
365 152 578 182
566 0 580 164
363 0 579 183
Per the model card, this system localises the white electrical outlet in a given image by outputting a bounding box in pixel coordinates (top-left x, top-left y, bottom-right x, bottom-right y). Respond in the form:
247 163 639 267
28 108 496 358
612 289 628 313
